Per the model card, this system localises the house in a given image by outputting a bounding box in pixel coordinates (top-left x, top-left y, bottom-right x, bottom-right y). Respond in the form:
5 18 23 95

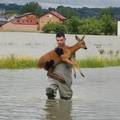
2 13 38 31
118 21 120 36
38 11 67 31
0 16 8 27
2 11 66 32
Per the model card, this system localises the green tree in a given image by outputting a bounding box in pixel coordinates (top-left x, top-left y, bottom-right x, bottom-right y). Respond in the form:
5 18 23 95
65 16 80 33
100 14 114 35
79 18 101 35
20 2 42 16
99 8 113 18
99 7 116 35
56 6 79 18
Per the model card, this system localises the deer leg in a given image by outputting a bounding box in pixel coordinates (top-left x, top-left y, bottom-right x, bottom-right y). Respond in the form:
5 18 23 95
72 59 85 78
62 58 74 65
76 62 85 78
47 68 65 84
73 66 76 78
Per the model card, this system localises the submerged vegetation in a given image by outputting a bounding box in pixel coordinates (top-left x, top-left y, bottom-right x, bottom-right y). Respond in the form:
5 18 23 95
0 54 120 69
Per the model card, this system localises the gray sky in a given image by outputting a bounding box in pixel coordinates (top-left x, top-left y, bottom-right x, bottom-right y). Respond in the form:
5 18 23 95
0 0 120 8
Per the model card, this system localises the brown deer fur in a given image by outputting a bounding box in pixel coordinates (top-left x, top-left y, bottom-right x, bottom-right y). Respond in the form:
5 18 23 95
38 35 87 83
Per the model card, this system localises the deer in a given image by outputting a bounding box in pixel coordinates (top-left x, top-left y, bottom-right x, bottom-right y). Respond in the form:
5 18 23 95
38 35 87 84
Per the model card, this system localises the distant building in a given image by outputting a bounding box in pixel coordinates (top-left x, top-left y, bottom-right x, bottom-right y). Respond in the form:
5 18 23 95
38 11 67 31
118 21 120 36
0 16 8 27
1 11 66 32
2 13 38 31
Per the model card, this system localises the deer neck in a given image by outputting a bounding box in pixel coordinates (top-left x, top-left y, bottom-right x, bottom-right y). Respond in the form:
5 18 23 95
69 42 82 54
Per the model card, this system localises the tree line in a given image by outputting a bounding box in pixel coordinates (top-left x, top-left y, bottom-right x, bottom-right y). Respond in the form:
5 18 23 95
43 15 117 35
0 2 119 35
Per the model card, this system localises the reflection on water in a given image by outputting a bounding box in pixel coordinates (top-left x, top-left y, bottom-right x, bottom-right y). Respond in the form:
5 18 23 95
44 100 72 120
0 67 120 119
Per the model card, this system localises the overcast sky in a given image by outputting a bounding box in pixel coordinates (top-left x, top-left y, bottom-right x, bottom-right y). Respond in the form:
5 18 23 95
0 0 120 8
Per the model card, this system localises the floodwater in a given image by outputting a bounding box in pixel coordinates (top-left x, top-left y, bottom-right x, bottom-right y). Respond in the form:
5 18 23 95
0 32 120 58
0 32 120 119
0 67 120 120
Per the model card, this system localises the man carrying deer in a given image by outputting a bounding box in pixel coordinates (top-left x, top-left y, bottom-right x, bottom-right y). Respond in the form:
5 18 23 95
38 32 87 100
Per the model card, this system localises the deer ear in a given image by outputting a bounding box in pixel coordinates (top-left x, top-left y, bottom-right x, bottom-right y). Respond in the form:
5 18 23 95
75 35 85 41
81 35 85 41
75 35 80 41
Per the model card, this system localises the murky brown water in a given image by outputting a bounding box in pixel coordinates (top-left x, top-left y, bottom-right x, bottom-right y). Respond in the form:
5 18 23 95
0 67 120 120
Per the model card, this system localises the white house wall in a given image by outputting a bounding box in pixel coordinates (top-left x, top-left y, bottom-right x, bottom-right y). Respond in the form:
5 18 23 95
118 21 120 36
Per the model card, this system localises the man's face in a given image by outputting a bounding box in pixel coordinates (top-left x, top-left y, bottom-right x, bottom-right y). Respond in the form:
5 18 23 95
56 36 65 47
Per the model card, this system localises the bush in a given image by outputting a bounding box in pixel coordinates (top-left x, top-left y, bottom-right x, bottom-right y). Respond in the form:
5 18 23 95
79 18 101 35
43 22 67 33
100 14 116 35
65 16 80 34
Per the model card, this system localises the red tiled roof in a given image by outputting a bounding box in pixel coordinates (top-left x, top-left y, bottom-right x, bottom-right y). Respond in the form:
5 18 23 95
50 11 66 21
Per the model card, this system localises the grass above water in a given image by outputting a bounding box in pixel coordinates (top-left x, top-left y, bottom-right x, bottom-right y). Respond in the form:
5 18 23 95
0 55 37 69
77 57 120 68
0 55 120 69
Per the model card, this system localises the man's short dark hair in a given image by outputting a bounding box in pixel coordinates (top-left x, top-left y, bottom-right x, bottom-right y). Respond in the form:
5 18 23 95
56 32 65 38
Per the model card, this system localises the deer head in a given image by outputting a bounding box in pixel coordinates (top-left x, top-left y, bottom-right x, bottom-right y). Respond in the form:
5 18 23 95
75 35 87 49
